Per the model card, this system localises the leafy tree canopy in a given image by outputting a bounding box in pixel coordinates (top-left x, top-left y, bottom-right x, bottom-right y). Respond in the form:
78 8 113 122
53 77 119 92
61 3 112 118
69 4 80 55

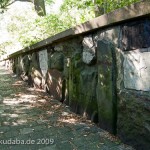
0 0 11 10
0 0 141 55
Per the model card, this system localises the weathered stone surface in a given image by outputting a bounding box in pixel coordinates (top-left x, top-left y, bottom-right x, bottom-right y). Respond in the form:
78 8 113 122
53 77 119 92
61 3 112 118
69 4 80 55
67 49 98 121
49 52 64 71
62 58 70 104
68 52 82 107
79 66 98 121
29 53 42 88
12 58 17 73
124 51 150 91
54 44 63 51
117 90 150 150
82 35 94 49
97 40 117 134
82 51 95 65
63 58 70 79
30 53 40 70
46 69 62 100
116 48 124 90
120 20 150 50
12 57 22 75
20 55 30 74
38 49 48 77
38 49 48 88
94 27 120 47
19 55 31 81
82 35 96 65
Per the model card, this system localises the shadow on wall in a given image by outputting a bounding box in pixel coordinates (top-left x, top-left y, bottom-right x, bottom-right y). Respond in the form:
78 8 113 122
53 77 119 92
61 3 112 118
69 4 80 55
46 69 62 101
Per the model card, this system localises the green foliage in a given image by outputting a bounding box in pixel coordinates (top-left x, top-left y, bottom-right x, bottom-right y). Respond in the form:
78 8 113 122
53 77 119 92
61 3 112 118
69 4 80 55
0 0 11 9
60 0 95 23
16 13 74 47
5 0 141 49
45 0 54 5
95 0 140 14
0 41 12 55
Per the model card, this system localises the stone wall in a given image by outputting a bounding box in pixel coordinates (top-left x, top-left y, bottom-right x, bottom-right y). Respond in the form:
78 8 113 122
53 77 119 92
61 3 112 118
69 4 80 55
5 1 150 149
116 20 150 150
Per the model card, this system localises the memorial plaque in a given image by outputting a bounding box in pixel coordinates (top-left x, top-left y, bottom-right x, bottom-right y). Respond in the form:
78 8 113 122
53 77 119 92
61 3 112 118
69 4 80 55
121 20 150 50
124 51 150 91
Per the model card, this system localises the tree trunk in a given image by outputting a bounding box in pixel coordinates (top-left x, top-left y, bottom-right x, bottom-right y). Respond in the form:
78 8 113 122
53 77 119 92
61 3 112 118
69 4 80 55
34 0 46 16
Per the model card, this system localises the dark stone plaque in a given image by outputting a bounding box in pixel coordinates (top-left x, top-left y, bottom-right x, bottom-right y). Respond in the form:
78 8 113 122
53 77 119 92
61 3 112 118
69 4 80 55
121 20 150 50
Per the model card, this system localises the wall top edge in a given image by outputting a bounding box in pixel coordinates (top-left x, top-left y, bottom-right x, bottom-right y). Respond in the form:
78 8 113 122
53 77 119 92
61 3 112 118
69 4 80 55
7 1 150 59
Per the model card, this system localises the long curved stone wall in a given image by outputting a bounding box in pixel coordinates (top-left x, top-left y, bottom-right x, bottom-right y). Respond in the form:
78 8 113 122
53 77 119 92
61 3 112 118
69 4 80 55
4 1 150 149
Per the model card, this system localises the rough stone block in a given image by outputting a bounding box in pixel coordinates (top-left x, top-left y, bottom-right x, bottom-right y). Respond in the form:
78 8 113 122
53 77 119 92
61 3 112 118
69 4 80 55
49 52 64 71
79 66 98 120
82 35 96 65
68 50 98 121
30 53 40 70
29 53 41 87
97 40 117 134
20 55 30 74
82 51 95 65
117 91 150 150
38 49 48 77
54 44 63 51
46 69 63 100
94 27 120 47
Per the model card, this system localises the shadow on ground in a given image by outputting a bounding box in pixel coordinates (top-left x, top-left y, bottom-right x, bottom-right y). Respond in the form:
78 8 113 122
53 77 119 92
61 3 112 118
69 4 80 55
0 67 134 150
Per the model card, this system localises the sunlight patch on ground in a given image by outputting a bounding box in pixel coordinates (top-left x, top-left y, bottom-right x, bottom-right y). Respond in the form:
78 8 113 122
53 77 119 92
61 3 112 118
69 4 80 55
27 87 45 93
58 113 80 124
16 119 28 125
0 72 10 75
3 94 39 105
12 80 24 86
62 112 69 116
3 98 21 105
1 113 19 118
38 99 47 103
21 94 37 99
58 118 77 124
3 93 42 105
46 111 54 115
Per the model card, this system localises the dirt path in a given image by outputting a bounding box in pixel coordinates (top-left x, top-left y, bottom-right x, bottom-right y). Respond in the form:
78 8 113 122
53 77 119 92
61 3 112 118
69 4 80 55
0 67 134 150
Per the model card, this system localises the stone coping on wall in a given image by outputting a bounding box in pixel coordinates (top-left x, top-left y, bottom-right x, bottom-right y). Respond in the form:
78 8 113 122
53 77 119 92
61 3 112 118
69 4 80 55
5 0 150 59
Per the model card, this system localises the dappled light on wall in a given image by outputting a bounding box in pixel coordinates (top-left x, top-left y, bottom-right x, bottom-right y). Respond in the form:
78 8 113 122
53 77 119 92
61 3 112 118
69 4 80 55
46 70 62 100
